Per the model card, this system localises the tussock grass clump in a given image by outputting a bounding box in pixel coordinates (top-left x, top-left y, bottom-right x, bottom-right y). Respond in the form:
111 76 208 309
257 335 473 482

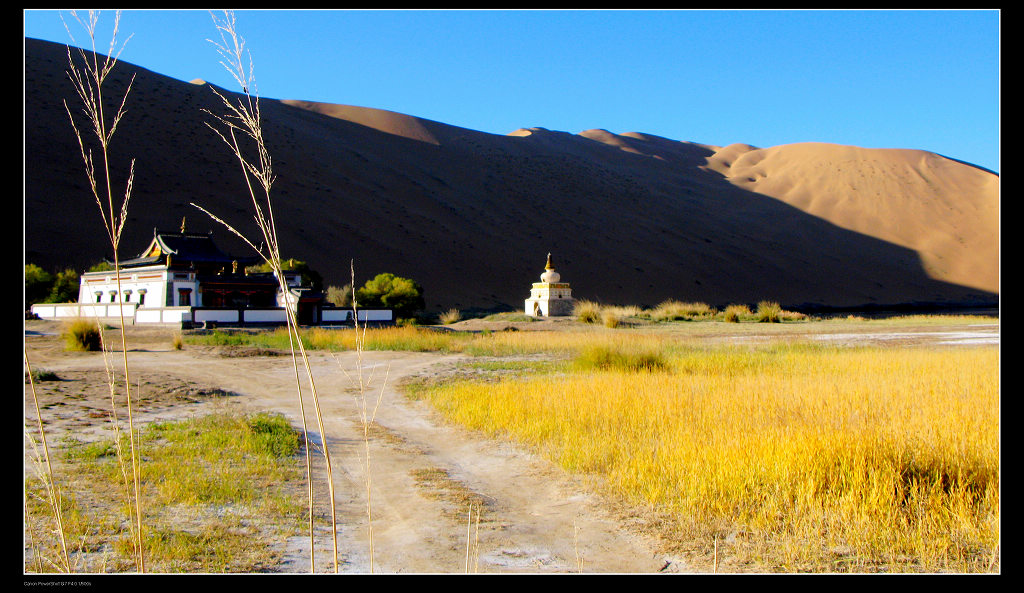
756 300 783 323
63 319 102 351
650 300 717 322
439 308 462 324
601 309 621 328
723 304 752 323
573 299 602 324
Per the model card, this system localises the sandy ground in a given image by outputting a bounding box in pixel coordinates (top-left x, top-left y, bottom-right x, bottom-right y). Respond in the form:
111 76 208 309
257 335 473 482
23 321 681 574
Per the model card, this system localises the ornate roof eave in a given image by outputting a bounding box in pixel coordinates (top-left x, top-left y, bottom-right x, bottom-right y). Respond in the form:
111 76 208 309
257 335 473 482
153 231 219 255
135 227 259 265
104 255 164 268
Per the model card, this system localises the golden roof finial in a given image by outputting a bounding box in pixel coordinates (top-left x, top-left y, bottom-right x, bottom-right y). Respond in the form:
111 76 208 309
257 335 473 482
181 216 187 233
545 252 554 270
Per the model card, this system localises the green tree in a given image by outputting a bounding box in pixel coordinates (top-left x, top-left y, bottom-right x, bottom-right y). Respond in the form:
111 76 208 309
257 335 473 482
46 269 80 303
246 258 323 291
88 261 115 272
325 284 353 308
355 273 425 321
25 264 54 306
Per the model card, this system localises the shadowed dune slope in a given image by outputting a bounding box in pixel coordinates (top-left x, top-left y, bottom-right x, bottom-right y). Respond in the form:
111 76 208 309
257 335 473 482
25 38 998 312
704 142 998 296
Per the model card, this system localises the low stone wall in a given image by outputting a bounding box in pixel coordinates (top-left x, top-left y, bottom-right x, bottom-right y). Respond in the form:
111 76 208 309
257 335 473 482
321 309 393 323
31 303 394 327
31 303 138 323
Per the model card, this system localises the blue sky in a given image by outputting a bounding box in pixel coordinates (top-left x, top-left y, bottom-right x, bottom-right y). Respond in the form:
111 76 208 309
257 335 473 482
25 9 1000 173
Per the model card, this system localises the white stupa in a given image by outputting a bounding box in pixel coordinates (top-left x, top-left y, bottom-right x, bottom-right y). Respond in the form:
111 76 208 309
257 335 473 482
524 253 574 317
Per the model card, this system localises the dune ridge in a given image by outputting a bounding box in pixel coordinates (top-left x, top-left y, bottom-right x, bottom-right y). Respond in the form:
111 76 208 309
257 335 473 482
24 38 997 312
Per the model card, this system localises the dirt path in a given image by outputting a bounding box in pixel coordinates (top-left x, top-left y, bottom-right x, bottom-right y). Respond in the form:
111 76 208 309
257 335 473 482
24 325 678 574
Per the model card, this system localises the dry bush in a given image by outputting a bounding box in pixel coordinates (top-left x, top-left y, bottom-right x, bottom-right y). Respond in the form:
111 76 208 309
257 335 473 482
651 300 717 321
573 299 601 323
723 304 752 323
439 308 462 324
63 318 102 352
755 300 782 323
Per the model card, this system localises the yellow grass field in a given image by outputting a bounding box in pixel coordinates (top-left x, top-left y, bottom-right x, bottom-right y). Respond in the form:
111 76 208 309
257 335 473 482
410 339 999 572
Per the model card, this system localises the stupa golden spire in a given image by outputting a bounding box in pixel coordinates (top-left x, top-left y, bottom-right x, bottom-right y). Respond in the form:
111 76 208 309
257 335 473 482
526 252 574 316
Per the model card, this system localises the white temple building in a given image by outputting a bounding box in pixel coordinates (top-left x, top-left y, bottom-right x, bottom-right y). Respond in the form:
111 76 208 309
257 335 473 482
30 226 392 327
524 253 574 317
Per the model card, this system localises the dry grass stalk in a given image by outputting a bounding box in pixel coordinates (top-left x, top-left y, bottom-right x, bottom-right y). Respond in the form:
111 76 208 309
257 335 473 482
464 506 472 572
60 9 144 572
24 351 71 573
196 10 338 572
573 518 584 573
463 504 481 573
94 323 145 554
332 259 391 573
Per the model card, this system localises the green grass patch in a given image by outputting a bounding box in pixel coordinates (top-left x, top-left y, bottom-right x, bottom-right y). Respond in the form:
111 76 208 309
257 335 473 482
26 368 61 382
25 411 308 573
466 360 562 373
185 329 264 347
61 437 118 462
186 326 478 354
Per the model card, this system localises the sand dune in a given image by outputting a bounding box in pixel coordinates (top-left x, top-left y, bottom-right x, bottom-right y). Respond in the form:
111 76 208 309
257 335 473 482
280 100 444 145
712 142 999 293
24 38 998 312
